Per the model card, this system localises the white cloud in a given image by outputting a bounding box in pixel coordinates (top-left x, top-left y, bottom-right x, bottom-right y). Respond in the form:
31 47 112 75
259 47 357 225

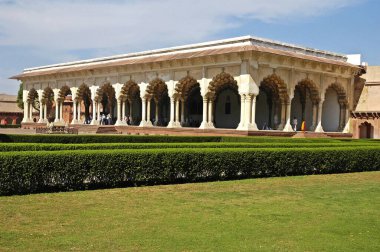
0 0 360 51
0 0 362 94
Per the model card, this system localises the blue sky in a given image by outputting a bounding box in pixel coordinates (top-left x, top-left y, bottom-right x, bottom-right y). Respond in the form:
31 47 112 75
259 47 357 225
0 0 378 94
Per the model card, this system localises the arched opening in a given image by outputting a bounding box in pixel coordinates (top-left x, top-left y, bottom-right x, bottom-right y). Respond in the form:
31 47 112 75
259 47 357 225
42 87 55 122
120 80 142 126
97 83 116 125
210 72 240 129
76 84 92 124
16 117 22 124
359 122 374 139
290 79 320 131
255 74 287 130
176 76 202 127
5 117 12 125
322 84 347 132
27 88 39 122
58 86 72 123
146 78 170 126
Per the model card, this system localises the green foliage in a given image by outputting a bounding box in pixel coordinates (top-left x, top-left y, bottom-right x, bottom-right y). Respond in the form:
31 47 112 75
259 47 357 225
0 141 379 152
16 83 24 110
0 134 222 143
1 147 379 195
0 133 371 144
0 125 21 129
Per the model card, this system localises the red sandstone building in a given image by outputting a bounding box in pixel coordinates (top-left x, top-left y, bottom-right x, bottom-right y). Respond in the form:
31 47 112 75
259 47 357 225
0 94 23 125
352 66 380 138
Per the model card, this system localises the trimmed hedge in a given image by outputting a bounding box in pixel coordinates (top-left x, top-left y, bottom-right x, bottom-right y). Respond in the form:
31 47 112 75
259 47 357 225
0 124 21 128
0 142 379 152
0 133 365 144
1 146 379 195
0 134 222 143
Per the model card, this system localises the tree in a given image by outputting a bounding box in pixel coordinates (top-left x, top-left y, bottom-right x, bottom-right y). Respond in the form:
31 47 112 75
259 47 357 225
16 83 24 110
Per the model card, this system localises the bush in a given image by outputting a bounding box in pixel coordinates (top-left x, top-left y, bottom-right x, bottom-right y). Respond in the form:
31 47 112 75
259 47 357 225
0 124 21 128
0 134 366 144
1 146 379 195
0 141 379 152
0 134 222 143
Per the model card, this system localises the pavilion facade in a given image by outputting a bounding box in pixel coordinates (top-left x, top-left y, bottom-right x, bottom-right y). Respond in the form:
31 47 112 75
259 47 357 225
11 36 364 133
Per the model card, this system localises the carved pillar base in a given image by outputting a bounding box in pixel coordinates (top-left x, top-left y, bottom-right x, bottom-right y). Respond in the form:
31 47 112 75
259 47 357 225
139 120 153 127
343 118 351 133
283 119 294 132
314 121 324 133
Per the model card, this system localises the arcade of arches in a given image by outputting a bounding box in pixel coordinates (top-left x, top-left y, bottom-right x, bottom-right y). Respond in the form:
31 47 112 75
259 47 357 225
22 72 352 133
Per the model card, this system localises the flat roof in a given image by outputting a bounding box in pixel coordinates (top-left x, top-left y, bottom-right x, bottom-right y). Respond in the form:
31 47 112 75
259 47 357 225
11 35 358 80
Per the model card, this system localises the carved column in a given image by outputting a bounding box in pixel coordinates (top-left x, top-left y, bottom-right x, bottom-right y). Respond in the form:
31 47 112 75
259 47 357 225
167 97 177 128
237 94 246 130
251 95 258 130
311 102 318 131
175 98 181 126
115 98 122 126
207 98 214 128
72 101 77 124
283 101 293 132
59 101 64 123
43 103 47 122
77 101 81 122
277 102 286 130
122 100 126 122
140 98 146 125
90 99 98 125
315 100 324 132
54 99 59 122
199 96 208 129
38 98 43 123
22 101 28 123
147 98 151 124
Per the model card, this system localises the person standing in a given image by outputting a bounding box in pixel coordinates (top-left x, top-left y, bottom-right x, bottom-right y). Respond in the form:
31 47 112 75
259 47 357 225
293 117 298 131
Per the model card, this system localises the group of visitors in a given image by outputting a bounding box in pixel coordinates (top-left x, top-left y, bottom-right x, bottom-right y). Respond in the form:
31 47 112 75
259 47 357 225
100 114 113 125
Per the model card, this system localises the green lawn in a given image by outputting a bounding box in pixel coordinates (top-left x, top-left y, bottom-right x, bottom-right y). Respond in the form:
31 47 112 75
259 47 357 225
1 172 379 252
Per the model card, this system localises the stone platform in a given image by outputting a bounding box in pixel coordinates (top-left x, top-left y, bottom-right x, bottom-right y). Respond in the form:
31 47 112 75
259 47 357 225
18 123 353 138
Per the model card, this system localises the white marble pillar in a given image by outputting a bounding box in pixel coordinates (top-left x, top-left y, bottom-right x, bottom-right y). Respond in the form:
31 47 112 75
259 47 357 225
54 100 59 122
77 101 81 122
147 98 151 124
28 102 32 122
139 98 152 127
237 94 246 130
59 101 64 123
199 97 209 129
122 100 126 122
245 95 251 126
43 103 47 122
167 97 176 128
90 99 98 125
22 101 28 123
38 99 43 123
175 99 181 127
72 101 77 124
207 98 214 128
96 102 100 122
115 98 122 126
315 100 324 132
251 95 258 130
283 102 294 132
